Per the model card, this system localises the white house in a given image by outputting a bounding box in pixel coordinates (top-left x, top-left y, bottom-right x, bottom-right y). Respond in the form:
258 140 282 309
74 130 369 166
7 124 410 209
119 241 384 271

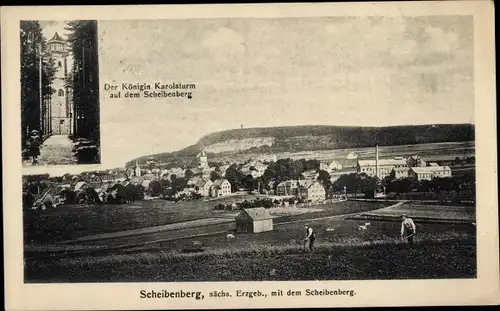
196 179 213 197
211 179 231 197
346 152 358 160
320 160 343 172
392 167 410 179
357 158 408 179
298 180 326 202
409 166 452 181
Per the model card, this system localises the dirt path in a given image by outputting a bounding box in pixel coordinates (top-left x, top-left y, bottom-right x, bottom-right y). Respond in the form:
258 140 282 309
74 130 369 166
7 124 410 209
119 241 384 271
24 135 77 166
59 218 233 244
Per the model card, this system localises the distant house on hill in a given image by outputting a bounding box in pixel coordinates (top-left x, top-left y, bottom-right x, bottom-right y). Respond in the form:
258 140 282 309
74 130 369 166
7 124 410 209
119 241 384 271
320 160 343 172
407 155 426 168
346 152 358 160
235 207 273 233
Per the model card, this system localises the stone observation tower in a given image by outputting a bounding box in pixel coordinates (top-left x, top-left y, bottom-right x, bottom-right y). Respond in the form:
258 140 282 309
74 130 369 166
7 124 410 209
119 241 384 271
47 32 72 135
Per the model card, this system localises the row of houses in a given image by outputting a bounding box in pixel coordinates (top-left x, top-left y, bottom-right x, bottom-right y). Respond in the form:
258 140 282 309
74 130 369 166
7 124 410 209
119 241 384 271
129 150 271 181
356 150 452 181
187 177 232 197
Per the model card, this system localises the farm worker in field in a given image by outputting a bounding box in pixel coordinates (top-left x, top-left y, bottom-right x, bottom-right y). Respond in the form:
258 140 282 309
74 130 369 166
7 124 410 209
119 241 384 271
400 214 417 247
304 225 316 252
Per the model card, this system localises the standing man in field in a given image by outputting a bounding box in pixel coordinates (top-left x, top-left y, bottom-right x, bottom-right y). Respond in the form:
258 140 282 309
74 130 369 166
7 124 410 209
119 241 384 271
400 214 417 247
304 225 316 252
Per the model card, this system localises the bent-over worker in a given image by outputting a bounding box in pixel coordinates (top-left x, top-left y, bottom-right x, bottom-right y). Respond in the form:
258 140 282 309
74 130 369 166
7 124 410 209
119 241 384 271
400 214 416 247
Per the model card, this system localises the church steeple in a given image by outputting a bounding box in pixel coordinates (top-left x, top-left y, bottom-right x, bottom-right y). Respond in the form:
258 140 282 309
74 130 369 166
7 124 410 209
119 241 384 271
199 149 208 168
134 160 141 177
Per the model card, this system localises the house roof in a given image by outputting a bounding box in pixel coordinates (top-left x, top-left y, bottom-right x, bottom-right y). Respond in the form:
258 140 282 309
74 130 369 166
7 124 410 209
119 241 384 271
303 180 323 189
346 152 358 159
241 207 273 220
277 179 312 187
48 32 65 42
358 158 407 167
74 181 86 191
195 179 211 188
410 166 451 174
212 179 228 187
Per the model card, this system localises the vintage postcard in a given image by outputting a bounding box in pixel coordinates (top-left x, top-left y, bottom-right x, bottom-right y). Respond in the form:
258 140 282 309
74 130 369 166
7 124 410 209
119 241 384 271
2 1 498 310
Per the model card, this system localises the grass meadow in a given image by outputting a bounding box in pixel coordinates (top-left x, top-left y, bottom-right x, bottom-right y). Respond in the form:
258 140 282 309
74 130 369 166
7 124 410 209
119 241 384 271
25 229 475 282
23 198 475 282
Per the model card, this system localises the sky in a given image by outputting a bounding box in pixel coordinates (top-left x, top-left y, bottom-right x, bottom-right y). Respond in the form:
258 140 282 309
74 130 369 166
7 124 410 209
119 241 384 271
39 16 475 170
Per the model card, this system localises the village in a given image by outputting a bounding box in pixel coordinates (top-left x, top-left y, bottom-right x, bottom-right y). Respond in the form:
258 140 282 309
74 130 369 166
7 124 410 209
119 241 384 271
24 143 474 215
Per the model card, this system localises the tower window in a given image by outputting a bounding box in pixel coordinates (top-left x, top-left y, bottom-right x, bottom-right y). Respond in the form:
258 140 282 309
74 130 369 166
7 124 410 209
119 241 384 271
58 89 64 96
58 61 62 67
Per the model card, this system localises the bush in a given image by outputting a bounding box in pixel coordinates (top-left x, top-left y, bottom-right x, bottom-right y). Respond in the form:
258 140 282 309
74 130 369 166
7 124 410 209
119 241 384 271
74 146 99 164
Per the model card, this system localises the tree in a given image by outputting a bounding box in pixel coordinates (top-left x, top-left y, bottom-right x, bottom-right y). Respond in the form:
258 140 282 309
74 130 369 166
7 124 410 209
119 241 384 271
224 164 245 191
171 177 188 195
148 180 163 197
382 171 396 189
242 174 258 191
184 169 194 180
317 169 332 191
262 158 304 185
332 173 359 195
210 171 221 182
303 159 320 171
363 176 380 198
65 21 100 161
20 21 56 144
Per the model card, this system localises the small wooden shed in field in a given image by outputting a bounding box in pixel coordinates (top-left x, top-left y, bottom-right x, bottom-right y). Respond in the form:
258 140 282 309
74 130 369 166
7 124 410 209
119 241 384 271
235 207 273 233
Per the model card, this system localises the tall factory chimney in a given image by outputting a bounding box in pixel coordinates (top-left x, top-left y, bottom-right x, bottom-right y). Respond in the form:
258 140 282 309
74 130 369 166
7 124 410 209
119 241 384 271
375 144 379 179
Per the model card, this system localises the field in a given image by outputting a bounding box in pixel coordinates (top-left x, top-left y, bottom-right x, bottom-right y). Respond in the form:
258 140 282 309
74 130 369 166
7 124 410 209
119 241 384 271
24 200 391 251
213 141 475 166
24 193 262 243
24 199 476 282
25 223 475 282
352 201 475 222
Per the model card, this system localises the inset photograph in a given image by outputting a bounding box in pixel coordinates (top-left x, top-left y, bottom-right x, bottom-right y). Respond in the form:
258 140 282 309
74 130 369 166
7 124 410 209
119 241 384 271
21 20 100 166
